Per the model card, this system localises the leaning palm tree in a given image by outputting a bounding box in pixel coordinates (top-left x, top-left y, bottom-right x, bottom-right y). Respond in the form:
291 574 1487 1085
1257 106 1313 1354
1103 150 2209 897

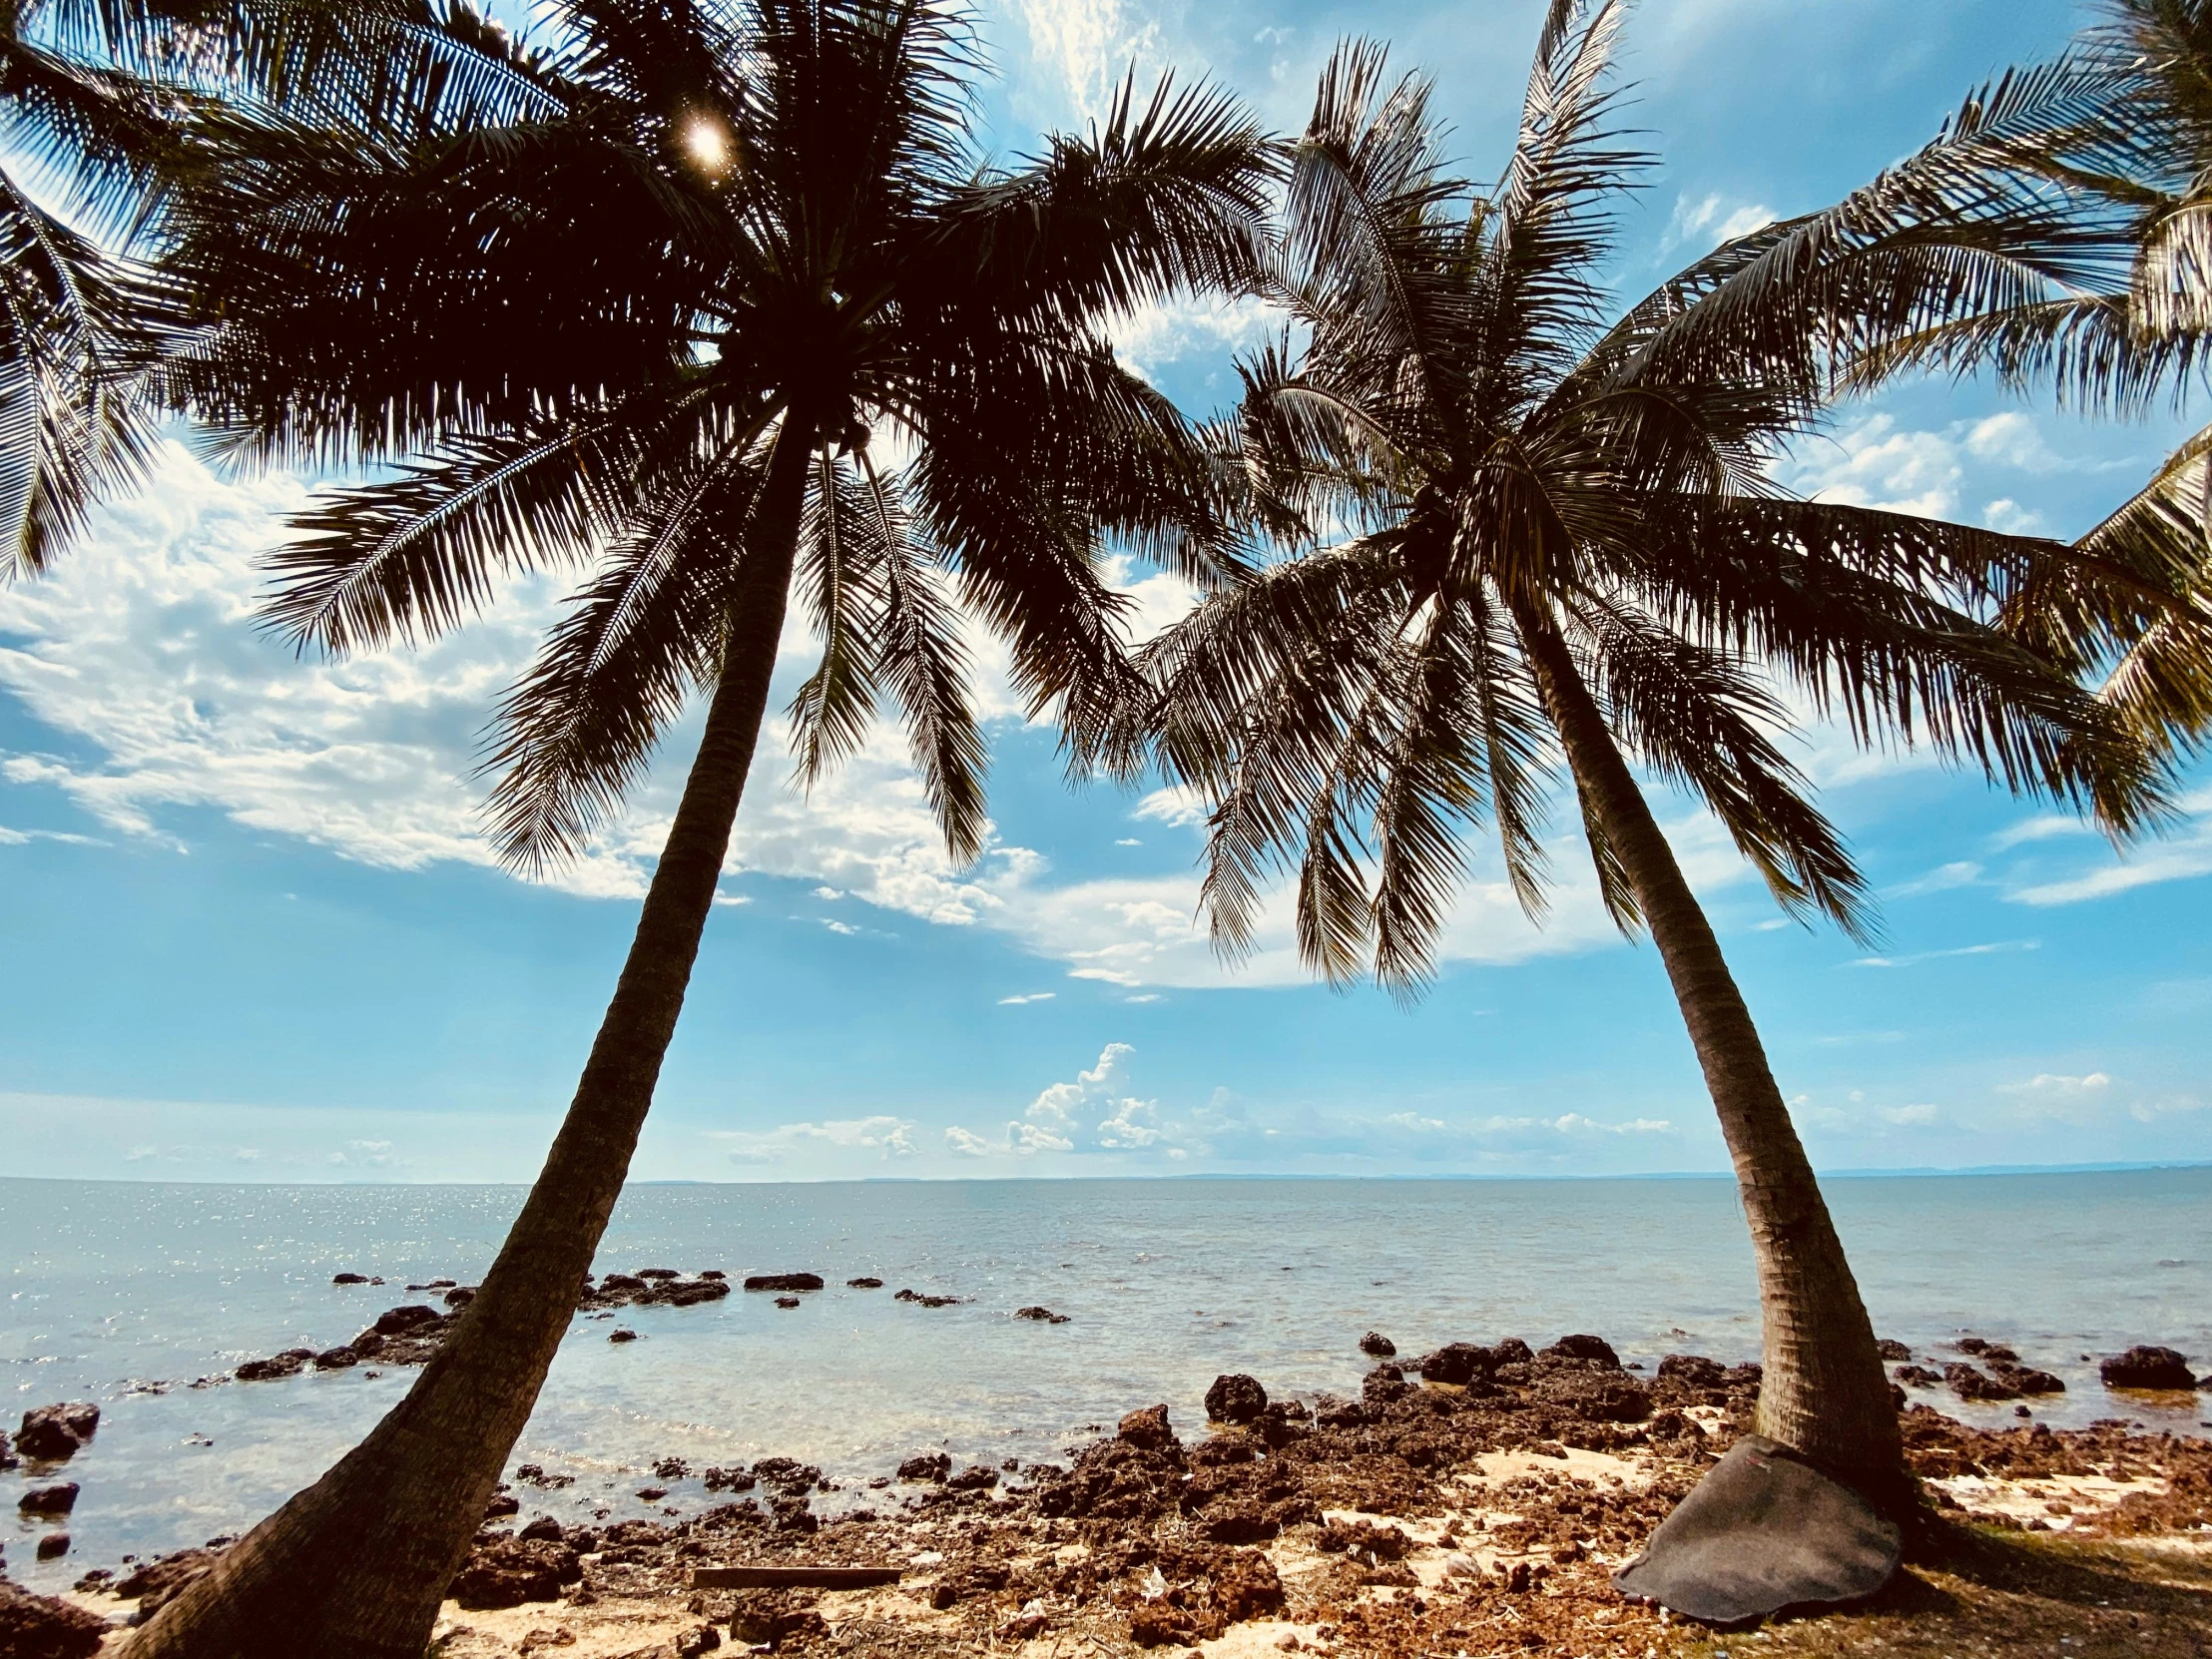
126 1 1269 1650
1100 6 2163 1513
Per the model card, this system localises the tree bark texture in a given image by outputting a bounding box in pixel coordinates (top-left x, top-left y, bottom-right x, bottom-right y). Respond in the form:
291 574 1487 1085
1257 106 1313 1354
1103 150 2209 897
1516 606 1907 1503
122 422 818 1659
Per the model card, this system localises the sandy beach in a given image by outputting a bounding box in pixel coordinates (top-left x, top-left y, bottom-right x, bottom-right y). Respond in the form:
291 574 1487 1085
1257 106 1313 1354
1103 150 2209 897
18 1332 2210 1657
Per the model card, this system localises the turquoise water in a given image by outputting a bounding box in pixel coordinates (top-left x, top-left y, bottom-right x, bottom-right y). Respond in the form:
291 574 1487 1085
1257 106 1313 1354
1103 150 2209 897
3 1170 2208 1591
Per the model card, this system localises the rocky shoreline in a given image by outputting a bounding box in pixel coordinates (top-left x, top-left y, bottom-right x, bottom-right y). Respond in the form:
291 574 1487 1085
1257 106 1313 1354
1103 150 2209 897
7 1323 2209 1658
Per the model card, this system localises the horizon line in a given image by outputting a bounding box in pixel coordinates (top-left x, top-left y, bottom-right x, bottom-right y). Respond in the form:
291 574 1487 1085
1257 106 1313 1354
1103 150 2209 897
2 1158 2207 1190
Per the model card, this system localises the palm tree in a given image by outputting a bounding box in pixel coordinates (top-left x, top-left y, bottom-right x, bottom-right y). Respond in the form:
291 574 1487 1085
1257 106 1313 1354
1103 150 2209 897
125 1 1269 1650
0 0 196 571
1097 4 2164 1510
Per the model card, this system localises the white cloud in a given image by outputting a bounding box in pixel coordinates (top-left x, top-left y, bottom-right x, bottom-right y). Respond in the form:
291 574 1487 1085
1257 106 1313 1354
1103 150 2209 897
1666 193 1775 254
1999 1070 2111 1096
997 991 1057 1005
1880 860 1981 899
1133 786 1209 829
710 1115 919 1165
1111 292 1281 384
1781 411 2068 532
1013 0 1163 117
1849 938 2038 969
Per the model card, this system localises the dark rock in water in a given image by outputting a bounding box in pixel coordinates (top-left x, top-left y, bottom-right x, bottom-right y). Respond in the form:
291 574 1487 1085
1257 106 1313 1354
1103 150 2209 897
235 1349 316 1382
1876 1339 1912 1361
1954 1337 2019 1363
1543 1334 1621 1369
1415 1343 1493 1385
699 1270 726 1281
608 1329 638 1343
752 1457 823 1493
1014 1306 1069 1324
484 1492 520 1519
1359 1331 1395 1358
443 1286 477 1309
311 1347 359 1371
449 1538 581 1609
847 1277 884 1289
1491 1337 1534 1367
513 1464 574 1489
743 1273 825 1293
635 1486 668 1501
1989 1361 2065 1395
331 1272 368 1285
20 1483 80 1516
16 1403 100 1462
636 1268 681 1281
893 1288 960 1308
1362 1364 1409 1408
1943 1362 2020 1402
945 1464 999 1491
704 1465 758 1491
1313 1393 1365 1428
116 1547 224 1619
1205 1374 1268 1424
1894 1365 1942 1386
2101 1346 2197 1389
775 1296 801 1309
0 1429 14 1471
652 1457 688 1480
600 1274 647 1293
898 1451 951 1482
372 1305 445 1337
0 1576 110 1656
36 1534 71 1561
1655 1354 1726 1388
519 1515 565 1542
1117 1403 1179 1454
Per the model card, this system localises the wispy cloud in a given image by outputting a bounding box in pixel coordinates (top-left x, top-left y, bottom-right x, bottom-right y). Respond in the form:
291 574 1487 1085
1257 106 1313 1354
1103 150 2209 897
710 1115 919 1165
1849 939 2038 969
997 991 1057 1005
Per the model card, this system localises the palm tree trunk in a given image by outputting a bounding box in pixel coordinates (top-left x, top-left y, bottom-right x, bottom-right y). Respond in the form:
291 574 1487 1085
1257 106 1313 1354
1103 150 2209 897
1516 607 1906 1505
123 424 817 1659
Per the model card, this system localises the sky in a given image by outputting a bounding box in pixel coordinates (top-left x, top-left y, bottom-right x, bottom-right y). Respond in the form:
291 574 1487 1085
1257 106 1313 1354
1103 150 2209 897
3 0 2210 1185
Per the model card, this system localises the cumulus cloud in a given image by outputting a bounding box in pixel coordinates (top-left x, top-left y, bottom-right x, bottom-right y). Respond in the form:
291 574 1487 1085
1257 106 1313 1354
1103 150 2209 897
1665 193 1774 254
1780 410 2073 531
1111 292 1282 385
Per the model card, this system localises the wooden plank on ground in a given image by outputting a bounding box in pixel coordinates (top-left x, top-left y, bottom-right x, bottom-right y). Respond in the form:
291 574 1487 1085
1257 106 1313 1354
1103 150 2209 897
691 1565 903 1590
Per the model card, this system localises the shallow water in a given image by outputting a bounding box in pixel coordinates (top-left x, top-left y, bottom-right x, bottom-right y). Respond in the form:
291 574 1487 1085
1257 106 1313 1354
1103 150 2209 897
4 1169 2208 1593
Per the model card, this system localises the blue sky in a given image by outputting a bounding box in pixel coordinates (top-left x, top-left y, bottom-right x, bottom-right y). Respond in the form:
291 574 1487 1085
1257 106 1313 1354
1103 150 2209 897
3 0 2209 1183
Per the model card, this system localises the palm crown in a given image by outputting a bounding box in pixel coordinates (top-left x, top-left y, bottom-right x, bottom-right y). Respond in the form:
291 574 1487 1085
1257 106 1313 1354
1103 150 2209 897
1110 6 2163 996
159 0 1271 869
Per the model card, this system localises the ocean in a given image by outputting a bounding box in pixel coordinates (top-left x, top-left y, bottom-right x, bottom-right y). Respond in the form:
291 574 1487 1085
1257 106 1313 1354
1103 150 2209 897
3 1169 2208 1593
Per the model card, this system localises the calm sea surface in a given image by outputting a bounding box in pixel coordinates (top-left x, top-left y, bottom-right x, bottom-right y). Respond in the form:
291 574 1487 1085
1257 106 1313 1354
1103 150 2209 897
4 1170 2208 1592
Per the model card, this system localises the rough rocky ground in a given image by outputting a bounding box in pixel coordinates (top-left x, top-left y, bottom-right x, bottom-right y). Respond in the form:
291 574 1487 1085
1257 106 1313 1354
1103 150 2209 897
19 1336 2212 1658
